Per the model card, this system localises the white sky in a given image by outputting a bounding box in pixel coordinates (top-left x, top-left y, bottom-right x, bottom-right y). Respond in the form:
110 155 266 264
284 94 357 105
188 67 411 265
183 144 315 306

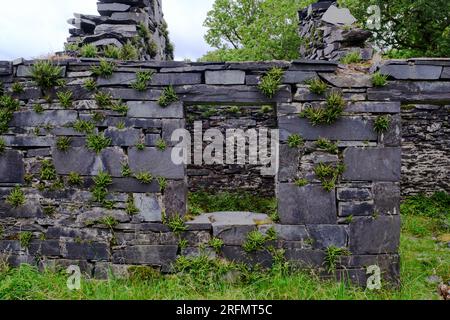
0 0 214 61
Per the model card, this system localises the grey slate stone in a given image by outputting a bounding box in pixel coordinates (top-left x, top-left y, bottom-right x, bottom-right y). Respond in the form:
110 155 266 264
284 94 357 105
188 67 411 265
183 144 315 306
284 249 325 268
307 225 348 249
221 246 273 268
441 67 450 79
151 73 202 86
94 24 137 37
110 177 160 193
112 245 178 266
379 114 401 147
28 240 60 256
100 147 127 177
338 201 375 217
373 182 400 215
104 127 141 146
0 197 43 218
128 147 185 180
278 144 301 182
282 71 317 84
10 110 78 127
214 225 256 246
205 70 246 85
63 241 110 261
279 116 377 141
319 73 372 88
105 88 162 101
260 225 309 242
380 64 442 80
134 193 162 222
349 216 401 254
321 5 357 25
346 101 400 113
16 65 66 78
127 101 184 118
367 81 450 102
97 3 131 16
97 72 137 86
337 188 372 201
0 61 12 75
163 180 187 217
343 147 401 182
52 147 97 176
278 184 337 225
0 150 24 183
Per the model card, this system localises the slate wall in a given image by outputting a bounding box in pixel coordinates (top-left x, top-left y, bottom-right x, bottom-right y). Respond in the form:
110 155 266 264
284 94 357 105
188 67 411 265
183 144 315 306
0 57 447 286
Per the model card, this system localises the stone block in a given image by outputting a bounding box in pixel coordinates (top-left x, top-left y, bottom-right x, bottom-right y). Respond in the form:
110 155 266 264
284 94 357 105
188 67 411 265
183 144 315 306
100 147 127 177
127 101 184 118
349 216 401 254
134 193 162 222
62 241 110 261
0 197 43 219
97 72 137 86
162 119 185 146
105 88 162 101
10 110 78 127
441 67 450 79
373 182 400 215
277 144 300 182
343 147 401 182
52 147 97 176
110 178 160 193
282 71 317 84
128 147 185 180
284 249 325 268
0 61 12 75
16 65 66 78
380 64 442 80
163 180 187 217
337 188 372 201
97 3 131 16
338 201 375 217
104 128 141 146
214 225 256 246
319 73 372 88
152 73 202 86
205 70 246 85
279 116 377 142
379 114 401 146
346 101 400 113
221 246 273 268
0 150 24 183
112 245 178 266
278 184 337 225
307 225 348 249
260 225 309 242
28 240 60 256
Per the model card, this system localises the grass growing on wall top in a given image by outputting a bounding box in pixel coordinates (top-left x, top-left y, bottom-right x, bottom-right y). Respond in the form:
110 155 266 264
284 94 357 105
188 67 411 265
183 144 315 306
0 193 448 300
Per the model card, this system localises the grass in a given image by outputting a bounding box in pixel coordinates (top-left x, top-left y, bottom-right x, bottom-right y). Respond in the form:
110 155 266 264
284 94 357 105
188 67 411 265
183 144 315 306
125 194 139 216
111 101 128 116
315 138 338 154
0 137 5 153
158 86 179 107
56 136 72 152
103 45 121 60
19 232 33 249
340 51 362 64
72 120 95 134
119 42 139 61
188 191 277 217
155 138 167 151
0 193 448 300
134 172 153 184
80 44 98 58
166 215 187 234
372 72 389 87
30 60 62 90
83 79 97 91
86 133 111 154
67 172 83 186
305 78 328 95
40 159 57 181
300 91 346 126
91 171 113 205
287 134 304 148
5 185 26 208
91 60 116 78
94 92 113 109
258 67 284 98
11 82 24 94
131 70 154 91
314 162 345 192
374 115 391 134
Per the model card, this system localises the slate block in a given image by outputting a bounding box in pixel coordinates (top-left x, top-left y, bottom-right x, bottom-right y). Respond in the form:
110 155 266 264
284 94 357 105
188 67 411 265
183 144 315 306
338 201 375 217
380 64 442 80
0 150 24 183
127 101 184 118
343 147 401 182
10 110 78 127
205 70 246 85
373 182 400 215
163 180 187 217
104 128 141 146
63 241 109 261
278 184 337 225
112 245 178 266
307 225 348 249
349 216 401 254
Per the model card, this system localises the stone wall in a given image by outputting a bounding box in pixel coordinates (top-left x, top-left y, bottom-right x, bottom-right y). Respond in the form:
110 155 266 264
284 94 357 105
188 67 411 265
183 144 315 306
0 56 448 286
66 0 173 61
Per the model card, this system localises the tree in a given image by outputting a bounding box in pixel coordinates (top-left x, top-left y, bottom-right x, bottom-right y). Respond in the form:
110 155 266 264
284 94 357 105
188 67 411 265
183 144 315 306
201 0 315 61
338 0 450 57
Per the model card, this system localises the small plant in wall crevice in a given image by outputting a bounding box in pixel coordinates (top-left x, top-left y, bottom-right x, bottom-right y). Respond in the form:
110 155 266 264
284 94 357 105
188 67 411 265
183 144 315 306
56 136 72 152
324 246 350 273
131 70 154 91
86 133 111 154
315 138 338 154
314 162 346 192
287 134 304 149
158 86 179 107
30 60 63 91
305 78 328 95
91 60 116 78
300 91 346 126
374 115 391 134
258 67 284 99
371 72 389 87
6 185 26 208
166 215 188 234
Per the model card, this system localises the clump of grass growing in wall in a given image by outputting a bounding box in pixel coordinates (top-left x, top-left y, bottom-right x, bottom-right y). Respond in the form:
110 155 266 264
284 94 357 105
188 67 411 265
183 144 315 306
86 133 111 154
209 237 224 254
166 215 187 234
83 78 97 91
371 72 389 87
111 101 128 116
131 70 154 91
73 119 95 134
324 246 350 273
103 45 121 60
91 111 106 123
120 42 139 61
287 134 304 148
80 44 98 58
134 172 153 184
92 171 113 204
56 90 73 108
30 61 62 90
135 141 145 151
340 51 362 64
0 138 6 154
295 178 309 187
67 172 83 186
374 115 391 134
315 138 338 154
125 194 139 216
91 60 116 78
179 239 189 250
33 104 44 114
98 216 119 229
158 86 179 107
0 95 20 111
260 105 273 114
242 229 276 253
11 82 24 94
300 91 346 126
155 138 167 151
227 106 240 114
305 78 328 95
6 185 25 208
258 67 284 98
40 159 56 181
157 177 168 192
56 136 72 152
116 121 126 130
121 163 133 177
19 232 33 249
314 162 345 192
94 91 113 108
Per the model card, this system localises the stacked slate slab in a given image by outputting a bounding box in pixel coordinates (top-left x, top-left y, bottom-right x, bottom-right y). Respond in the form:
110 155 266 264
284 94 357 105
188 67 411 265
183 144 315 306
0 56 448 286
298 1 373 61
66 0 173 61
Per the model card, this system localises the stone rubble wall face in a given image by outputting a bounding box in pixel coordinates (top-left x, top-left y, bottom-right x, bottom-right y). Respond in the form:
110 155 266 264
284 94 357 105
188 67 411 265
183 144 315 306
0 56 448 286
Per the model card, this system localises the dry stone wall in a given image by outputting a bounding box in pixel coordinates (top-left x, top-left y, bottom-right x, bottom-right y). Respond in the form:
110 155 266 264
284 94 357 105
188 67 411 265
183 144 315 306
0 56 448 286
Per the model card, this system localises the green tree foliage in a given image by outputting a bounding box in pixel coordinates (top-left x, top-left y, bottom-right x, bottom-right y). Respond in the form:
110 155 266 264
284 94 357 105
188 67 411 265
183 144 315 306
338 0 450 57
201 0 315 61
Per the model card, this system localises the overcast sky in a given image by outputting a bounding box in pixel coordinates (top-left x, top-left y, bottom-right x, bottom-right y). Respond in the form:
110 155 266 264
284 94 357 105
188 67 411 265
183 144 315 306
0 0 214 61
